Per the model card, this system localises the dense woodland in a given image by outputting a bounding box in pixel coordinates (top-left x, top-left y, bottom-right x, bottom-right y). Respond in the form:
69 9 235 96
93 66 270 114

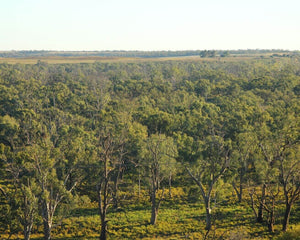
0 56 299 239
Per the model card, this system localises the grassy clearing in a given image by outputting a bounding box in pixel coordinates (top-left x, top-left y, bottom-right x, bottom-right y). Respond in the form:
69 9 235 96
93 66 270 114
0 54 284 65
2 189 298 240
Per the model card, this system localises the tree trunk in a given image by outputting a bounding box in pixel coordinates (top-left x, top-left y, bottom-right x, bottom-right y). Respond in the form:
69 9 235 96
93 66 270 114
168 173 172 198
257 183 266 223
23 208 34 240
100 216 107 240
232 181 242 203
138 169 141 201
112 183 119 209
151 208 158 225
267 196 276 233
282 203 292 232
42 202 52 240
204 197 212 231
150 189 157 225
239 172 243 203
24 224 33 240
43 220 51 240
268 216 275 232
113 165 123 209
98 183 108 240
268 222 274 232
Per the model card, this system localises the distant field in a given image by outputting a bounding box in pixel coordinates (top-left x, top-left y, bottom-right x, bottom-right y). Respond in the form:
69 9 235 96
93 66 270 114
0 56 135 64
0 54 285 64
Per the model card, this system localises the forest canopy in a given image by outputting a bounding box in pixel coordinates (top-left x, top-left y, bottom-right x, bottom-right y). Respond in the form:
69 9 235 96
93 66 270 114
0 56 299 239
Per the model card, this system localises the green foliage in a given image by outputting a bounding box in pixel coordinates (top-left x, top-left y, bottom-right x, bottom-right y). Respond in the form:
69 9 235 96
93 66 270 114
0 57 299 238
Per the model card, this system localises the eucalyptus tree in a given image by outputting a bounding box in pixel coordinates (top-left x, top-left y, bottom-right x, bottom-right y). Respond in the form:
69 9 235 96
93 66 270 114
177 100 232 231
247 106 274 224
140 133 178 225
176 104 230 232
1 146 39 240
273 104 300 232
249 100 299 231
93 125 128 240
25 133 77 240
231 130 257 203
250 139 281 231
0 115 39 240
84 106 134 240
185 134 231 231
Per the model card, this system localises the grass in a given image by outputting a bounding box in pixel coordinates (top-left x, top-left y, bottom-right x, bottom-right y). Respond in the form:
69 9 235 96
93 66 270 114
2 190 298 240
0 54 289 65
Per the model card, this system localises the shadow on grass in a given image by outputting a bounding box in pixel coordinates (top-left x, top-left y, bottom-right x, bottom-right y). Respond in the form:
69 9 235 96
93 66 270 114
32 237 99 240
70 208 98 217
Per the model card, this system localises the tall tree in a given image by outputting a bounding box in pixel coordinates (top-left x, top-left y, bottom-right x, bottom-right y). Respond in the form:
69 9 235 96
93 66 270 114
231 130 257 203
140 134 177 225
91 125 128 240
177 125 231 232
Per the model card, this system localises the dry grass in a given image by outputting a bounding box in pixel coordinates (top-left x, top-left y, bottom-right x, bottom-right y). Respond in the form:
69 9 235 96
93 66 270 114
0 54 271 65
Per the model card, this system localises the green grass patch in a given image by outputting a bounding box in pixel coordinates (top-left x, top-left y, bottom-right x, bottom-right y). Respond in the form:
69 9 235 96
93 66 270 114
2 189 299 239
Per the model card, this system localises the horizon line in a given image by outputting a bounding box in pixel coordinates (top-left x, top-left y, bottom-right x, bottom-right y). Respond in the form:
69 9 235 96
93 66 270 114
1 49 299 52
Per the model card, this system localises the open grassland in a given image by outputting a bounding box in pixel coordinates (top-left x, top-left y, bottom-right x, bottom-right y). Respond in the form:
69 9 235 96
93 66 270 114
0 56 136 64
0 54 292 65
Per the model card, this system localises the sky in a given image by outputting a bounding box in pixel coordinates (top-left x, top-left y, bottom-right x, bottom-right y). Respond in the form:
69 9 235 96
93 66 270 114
1 0 300 51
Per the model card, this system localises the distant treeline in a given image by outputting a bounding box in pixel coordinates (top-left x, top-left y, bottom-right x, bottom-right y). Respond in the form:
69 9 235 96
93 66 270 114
0 49 299 58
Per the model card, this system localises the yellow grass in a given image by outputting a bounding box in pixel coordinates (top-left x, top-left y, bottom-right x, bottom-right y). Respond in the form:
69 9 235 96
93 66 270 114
0 54 274 65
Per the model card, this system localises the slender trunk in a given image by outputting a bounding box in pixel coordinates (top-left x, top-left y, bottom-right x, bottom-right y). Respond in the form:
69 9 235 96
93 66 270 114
232 181 242 203
98 179 109 240
24 224 33 240
100 216 107 240
204 196 212 231
249 190 258 219
257 183 266 223
282 203 292 232
268 222 274 233
43 220 51 240
150 188 157 225
168 173 172 198
268 212 275 232
238 185 242 203
113 164 122 209
112 180 119 209
23 199 34 240
239 171 243 203
98 153 109 240
138 169 141 201
267 196 276 233
98 186 108 240
42 202 51 240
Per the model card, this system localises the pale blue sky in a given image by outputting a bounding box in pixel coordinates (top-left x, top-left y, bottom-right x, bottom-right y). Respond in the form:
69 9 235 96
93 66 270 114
1 0 299 50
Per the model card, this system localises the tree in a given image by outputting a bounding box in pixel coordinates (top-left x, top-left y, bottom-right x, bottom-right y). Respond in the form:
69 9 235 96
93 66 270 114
3 148 39 240
231 130 256 203
140 134 177 225
200 50 217 58
248 141 281 231
178 131 231 231
25 139 72 240
275 108 300 232
91 126 128 240
0 115 38 240
248 107 274 224
220 51 230 57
